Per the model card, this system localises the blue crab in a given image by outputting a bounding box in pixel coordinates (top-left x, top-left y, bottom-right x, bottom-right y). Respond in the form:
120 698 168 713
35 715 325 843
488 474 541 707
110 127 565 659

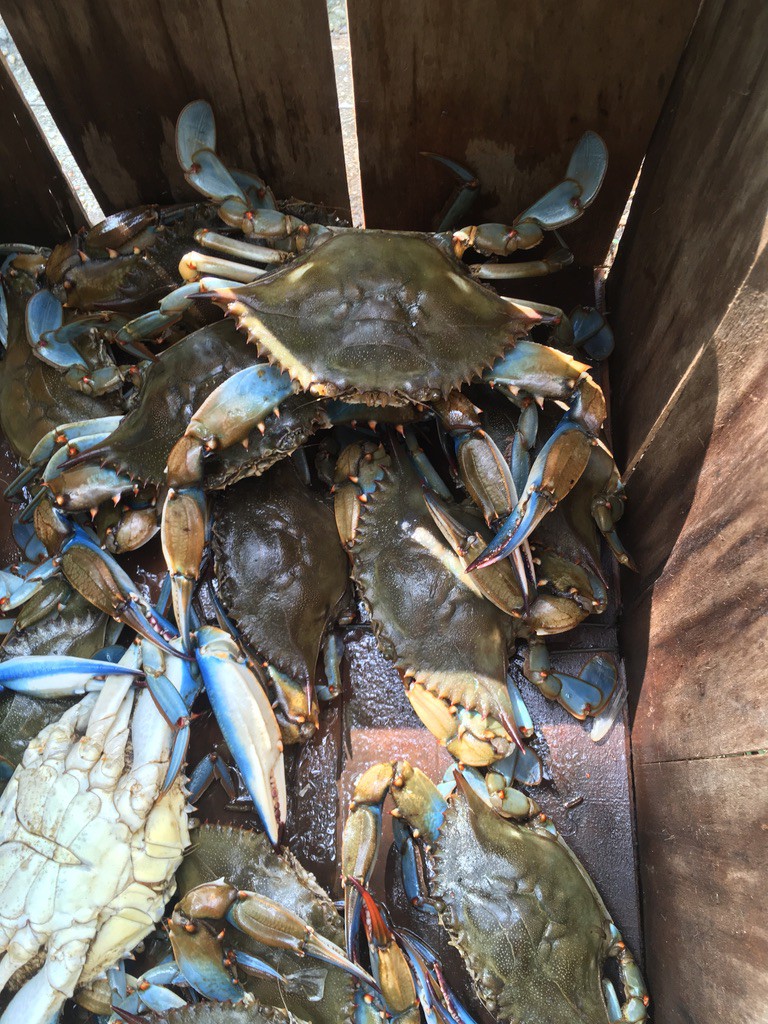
342 761 649 1024
37 102 623 654
0 645 189 1024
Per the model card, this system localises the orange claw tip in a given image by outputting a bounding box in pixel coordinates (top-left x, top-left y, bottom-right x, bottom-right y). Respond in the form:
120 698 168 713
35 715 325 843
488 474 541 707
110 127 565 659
347 878 392 947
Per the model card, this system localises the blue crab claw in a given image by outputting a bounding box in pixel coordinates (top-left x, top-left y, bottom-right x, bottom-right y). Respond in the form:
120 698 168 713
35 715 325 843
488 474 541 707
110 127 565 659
1 556 59 610
517 131 608 231
466 420 593 571
0 654 143 698
4 416 122 500
188 750 237 803
527 641 617 718
26 290 122 394
176 99 217 170
195 626 287 844
141 639 201 791
60 526 191 659
571 306 615 360
347 880 417 1015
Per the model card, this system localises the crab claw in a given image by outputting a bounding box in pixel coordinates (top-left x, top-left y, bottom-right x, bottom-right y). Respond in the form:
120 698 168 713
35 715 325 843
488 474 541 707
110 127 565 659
169 901 243 1002
349 880 419 1018
141 639 202 792
60 525 190 659
225 889 378 989
176 880 376 990
421 488 526 617
467 420 593 571
161 480 207 651
195 626 286 845
0 654 143 698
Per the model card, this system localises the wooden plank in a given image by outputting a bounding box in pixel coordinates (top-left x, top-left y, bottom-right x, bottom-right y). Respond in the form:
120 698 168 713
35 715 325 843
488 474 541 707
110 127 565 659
634 755 768 1024
619 250 768 764
347 0 698 265
0 56 82 242
608 0 768 467
0 0 350 217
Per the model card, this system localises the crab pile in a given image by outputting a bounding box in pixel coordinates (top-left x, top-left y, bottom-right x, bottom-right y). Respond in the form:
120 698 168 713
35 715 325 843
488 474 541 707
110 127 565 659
0 100 647 1024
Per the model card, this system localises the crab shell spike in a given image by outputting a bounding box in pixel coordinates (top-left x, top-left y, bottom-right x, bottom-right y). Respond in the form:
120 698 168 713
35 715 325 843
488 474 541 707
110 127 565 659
194 626 286 845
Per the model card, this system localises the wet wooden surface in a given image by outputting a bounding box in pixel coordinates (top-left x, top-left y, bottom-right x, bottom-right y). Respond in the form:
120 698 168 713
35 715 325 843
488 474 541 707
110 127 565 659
347 0 699 264
634 755 768 1024
608 0 768 1018
0 57 83 242
0 0 350 219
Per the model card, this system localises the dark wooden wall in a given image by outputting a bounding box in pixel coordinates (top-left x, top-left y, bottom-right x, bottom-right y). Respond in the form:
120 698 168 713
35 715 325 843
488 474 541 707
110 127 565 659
347 0 698 264
608 0 768 1018
0 57 84 242
0 0 350 221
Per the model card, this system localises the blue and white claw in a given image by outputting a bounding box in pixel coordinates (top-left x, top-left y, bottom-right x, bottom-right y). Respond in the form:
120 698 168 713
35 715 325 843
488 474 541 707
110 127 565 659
0 654 143 698
162 361 298 649
195 626 287 844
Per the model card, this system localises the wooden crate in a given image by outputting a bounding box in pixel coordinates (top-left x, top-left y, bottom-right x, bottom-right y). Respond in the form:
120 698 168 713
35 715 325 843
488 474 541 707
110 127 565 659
0 1 765 1020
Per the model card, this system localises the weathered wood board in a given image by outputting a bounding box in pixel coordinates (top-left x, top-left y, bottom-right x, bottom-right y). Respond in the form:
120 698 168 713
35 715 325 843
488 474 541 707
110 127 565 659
0 0 350 218
634 755 768 1024
608 0 768 1018
0 56 83 242
347 0 699 265
608 0 768 471
619 251 768 764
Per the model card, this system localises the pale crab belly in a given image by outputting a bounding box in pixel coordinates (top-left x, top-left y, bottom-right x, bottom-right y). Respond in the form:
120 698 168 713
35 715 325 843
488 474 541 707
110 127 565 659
81 785 189 983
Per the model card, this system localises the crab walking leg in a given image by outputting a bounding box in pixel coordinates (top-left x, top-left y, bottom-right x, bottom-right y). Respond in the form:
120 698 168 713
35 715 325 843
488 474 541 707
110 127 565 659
342 762 447 955
59 524 186 658
162 362 298 646
472 246 573 279
169 881 377 1001
450 131 608 259
4 416 124 499
348 880 421 1024
194 627 286 844
468 340 606 570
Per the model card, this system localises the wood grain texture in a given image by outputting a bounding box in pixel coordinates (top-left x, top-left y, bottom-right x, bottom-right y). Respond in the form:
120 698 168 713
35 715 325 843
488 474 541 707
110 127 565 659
0 57 83 242
619 252 768 764
347 0 698 264
634 755 768 1024
608 0 768 467
0 0 350 217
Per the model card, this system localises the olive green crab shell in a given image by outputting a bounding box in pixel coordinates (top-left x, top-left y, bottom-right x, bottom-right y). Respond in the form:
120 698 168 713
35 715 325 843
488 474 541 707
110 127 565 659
349 449 518 733
433 778 616 1023
220 230 538 405
212 462 349 690
177 825 355 1024
145 1001 294 1024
